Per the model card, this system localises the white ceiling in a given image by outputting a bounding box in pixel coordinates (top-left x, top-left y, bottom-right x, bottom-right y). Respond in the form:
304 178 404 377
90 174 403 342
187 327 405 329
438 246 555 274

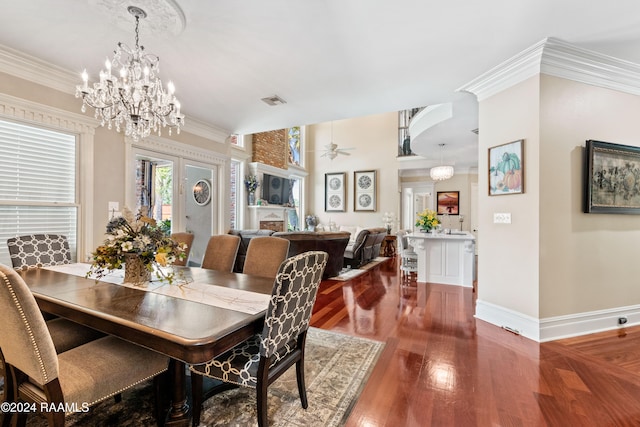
2 0 640 169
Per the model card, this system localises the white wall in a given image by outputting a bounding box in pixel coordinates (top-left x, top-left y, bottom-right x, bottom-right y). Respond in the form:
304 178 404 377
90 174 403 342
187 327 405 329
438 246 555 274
306 113 400 229
539 74 640 318
476 71 640 340
477 75 541 320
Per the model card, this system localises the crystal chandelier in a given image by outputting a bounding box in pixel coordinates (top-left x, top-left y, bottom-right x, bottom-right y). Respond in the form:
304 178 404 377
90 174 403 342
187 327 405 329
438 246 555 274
430 144 454 181
75 6 184 142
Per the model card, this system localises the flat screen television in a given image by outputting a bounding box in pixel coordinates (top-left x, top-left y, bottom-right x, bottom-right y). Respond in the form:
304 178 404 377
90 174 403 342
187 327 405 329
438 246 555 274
262 174 291 205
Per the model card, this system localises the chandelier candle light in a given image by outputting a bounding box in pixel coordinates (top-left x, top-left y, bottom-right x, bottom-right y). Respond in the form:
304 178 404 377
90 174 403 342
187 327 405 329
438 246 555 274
76 6 184 141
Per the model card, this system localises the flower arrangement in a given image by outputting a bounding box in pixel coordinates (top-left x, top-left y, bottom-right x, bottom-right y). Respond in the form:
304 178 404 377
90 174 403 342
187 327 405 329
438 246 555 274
244 175 260 193
87 208 187 284
415 209 440 232
382 212 395 234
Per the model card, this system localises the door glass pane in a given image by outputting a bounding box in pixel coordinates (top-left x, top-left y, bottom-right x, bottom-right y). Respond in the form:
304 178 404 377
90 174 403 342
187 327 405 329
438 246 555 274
136 156 173 233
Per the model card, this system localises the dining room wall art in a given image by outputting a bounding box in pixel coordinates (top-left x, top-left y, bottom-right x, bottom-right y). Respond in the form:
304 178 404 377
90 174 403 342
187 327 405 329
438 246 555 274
584 139 640 214
325 172 346 212
489 139 524 195
437 191 459 215
354 170 377 211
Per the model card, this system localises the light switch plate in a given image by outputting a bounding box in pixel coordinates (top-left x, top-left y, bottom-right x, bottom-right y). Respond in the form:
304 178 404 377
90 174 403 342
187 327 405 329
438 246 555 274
494 213 511 224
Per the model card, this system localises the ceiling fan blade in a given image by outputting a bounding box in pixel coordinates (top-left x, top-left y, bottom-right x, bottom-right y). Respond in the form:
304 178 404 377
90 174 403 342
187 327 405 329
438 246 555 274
337 151 351 156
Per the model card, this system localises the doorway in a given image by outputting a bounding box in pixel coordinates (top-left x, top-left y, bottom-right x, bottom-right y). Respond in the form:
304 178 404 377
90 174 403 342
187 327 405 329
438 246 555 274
401 182 435 231
184 163 217 265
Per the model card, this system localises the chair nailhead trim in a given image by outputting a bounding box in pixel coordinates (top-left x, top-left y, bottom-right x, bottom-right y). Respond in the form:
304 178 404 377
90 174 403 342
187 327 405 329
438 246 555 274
0 270 50 383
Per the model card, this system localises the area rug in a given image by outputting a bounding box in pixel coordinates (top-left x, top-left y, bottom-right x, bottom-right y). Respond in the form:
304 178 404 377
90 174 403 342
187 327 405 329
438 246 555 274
8 328 384 427
329 256 390 281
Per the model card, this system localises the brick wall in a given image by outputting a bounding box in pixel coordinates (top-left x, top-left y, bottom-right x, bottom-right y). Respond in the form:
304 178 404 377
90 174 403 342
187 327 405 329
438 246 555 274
252 129 288 169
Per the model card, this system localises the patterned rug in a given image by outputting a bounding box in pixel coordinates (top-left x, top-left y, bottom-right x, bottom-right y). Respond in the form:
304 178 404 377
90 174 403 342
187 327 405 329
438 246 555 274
4 328 384 427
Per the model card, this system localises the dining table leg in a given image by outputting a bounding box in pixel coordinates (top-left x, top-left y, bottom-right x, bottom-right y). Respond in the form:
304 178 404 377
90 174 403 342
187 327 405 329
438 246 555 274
164 359 191 427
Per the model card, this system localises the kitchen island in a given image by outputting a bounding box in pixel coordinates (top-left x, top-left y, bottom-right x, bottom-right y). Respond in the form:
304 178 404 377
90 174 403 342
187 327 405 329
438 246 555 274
407 231 475 287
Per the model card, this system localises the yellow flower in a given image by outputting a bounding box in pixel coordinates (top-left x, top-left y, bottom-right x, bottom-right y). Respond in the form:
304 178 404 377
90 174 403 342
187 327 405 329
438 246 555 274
155 252 169 267
415 209 440 230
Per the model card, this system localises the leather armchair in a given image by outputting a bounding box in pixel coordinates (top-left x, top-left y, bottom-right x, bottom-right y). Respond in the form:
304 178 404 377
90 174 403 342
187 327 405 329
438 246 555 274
343 227 387 268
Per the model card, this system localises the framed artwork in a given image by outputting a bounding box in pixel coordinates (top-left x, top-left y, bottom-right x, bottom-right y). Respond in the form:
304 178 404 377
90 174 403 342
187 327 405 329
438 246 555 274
325 172 346 212
354 170 377 211
584 140 640 214
489 139 524 195
437 191 459 215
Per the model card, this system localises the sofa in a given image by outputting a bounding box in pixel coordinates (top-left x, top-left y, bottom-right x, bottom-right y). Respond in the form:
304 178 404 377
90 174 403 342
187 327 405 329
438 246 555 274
228 229 350 279
342 227 387 268
273 231 350 279
228 229 276 273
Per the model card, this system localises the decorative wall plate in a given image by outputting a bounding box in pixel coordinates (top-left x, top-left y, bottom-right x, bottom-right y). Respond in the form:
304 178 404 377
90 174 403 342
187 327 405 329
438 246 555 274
354 170 376 211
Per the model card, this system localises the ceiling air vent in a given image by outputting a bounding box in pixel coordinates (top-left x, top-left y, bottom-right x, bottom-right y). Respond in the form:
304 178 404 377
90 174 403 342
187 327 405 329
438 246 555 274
261 95 287 106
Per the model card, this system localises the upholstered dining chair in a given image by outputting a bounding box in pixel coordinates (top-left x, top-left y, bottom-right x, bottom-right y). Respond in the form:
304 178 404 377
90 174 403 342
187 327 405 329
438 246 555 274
170 232 195 266
1 314 108 404
189 251 328 427
4 234 123 403
242 236 290 279
4 233 104 343
0 264 169 427
7 234 72 272
0 316 106 404
201 234 241 272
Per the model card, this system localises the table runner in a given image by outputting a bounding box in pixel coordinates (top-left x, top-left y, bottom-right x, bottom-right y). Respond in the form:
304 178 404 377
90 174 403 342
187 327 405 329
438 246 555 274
43 263 270 315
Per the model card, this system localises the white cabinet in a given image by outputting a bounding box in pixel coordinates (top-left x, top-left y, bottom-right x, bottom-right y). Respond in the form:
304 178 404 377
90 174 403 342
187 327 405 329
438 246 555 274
407 232 475 287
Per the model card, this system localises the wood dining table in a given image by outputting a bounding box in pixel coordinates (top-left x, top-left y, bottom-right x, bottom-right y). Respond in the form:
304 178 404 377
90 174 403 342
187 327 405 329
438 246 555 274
20 265 275 427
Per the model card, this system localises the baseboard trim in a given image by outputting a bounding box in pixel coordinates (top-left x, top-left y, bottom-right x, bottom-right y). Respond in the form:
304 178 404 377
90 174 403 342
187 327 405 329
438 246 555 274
539 305 640 342
476 299 640 343
475 299 540 341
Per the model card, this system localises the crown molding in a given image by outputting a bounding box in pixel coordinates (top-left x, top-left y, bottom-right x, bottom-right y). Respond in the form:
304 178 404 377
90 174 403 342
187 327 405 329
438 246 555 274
0 43 230 142
0 92 98 133
0 44 78 94
457 37 640 101
132 135 230 166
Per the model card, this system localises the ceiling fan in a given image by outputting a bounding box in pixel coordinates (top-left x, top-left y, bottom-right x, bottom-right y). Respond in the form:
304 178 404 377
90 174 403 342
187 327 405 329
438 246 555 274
320 142 354 160
317 122 355 160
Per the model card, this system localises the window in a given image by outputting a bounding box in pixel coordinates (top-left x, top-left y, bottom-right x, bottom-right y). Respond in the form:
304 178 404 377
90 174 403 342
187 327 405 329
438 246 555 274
288 177 302 231
288 127 301 166
229 134 243 148
230 159 241 229
0 119 78 266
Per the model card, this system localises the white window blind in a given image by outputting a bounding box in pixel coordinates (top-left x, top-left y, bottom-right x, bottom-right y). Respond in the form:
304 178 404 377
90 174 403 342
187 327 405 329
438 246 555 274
0 119 78 266
230 159 240 230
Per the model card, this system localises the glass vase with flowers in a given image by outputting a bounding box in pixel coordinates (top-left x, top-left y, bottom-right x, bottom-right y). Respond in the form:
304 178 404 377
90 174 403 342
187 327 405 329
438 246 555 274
244 175 260 205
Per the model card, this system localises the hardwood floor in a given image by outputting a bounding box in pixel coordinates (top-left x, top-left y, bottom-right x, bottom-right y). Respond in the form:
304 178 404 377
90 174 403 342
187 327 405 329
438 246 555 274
310 257 640 426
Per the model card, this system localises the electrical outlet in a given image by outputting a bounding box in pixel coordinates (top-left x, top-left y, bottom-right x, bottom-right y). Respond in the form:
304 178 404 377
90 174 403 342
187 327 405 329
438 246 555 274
493 213 511 224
